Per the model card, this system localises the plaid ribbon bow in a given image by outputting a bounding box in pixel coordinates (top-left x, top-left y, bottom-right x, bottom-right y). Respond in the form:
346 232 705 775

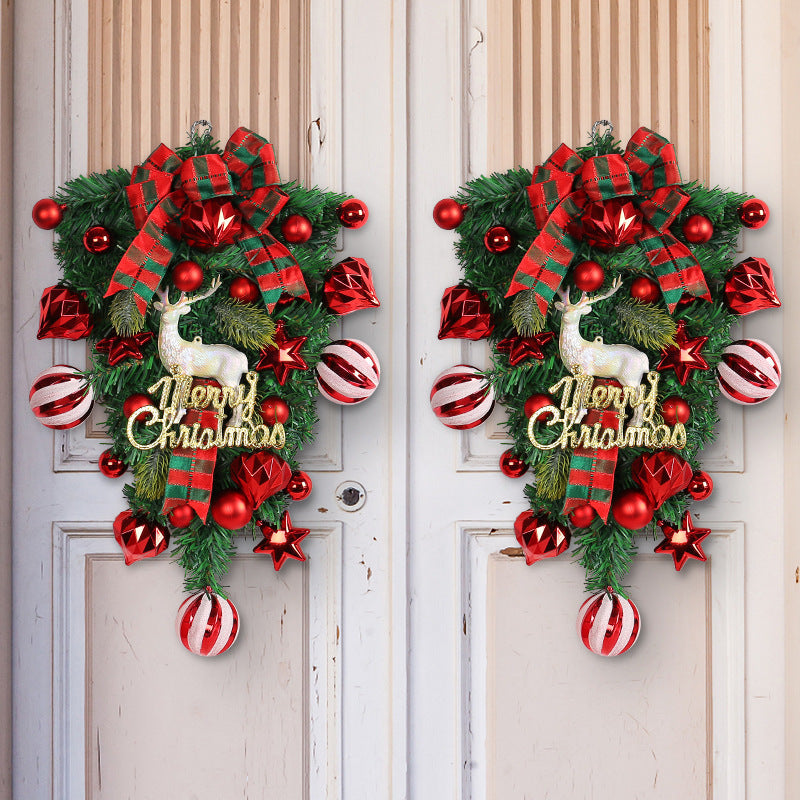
506 127 711 315
104 127 310 315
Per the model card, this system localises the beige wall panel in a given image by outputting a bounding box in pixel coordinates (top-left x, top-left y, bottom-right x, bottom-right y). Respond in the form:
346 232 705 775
487 554 709 798
487 0 709 182
86 555 305 799
88 0 310 180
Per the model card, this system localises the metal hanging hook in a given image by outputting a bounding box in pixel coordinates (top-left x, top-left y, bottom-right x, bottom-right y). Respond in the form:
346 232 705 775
591 119 614 152
190 119 213 152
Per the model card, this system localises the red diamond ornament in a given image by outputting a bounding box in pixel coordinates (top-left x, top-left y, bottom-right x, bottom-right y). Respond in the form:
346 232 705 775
581 198 643 250
323 257 381 315
514 510 570 565
724 257 782 316
37 285 93 340
230 451 293 510
254 511 310 570
113 511 169 565
437 285 494 340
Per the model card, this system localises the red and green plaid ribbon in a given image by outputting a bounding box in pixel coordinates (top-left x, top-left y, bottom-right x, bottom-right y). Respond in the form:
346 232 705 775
506 126 711 314
105 127 310 315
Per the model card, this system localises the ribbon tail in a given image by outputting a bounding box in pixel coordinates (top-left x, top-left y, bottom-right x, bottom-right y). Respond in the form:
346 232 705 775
160 405 220 523
561 403 620 523
639 223 711 312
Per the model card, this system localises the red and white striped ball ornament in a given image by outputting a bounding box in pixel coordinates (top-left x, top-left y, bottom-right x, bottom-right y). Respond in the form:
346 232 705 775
176 590 240 657
577 590 641 657
315 338 380 405
716 338 782 405
29 364 94 430
430 364 495 429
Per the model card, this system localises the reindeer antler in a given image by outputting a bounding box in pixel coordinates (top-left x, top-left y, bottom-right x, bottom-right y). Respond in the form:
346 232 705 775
584 275 623 307
154 283 174 308
185 275 223 306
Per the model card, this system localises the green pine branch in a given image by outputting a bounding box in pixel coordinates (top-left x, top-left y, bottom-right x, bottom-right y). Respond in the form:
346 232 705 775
134 449 171 501
534 449 571 501
510 290 546 336
109 290 145 336
615 296 677 350
214 297 276 350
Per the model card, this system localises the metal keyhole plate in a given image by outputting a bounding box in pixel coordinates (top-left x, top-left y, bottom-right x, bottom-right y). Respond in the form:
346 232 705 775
336 481 366 512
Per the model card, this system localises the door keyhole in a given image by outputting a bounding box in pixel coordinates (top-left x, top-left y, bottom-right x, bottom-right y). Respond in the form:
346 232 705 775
336 481 367 512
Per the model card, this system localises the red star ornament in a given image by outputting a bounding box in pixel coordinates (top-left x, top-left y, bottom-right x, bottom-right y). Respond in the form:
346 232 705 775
496 331 556 366
254 511 310 570
255 321 308 385
95 331 154 365
654 512 711 571
656 321 709 385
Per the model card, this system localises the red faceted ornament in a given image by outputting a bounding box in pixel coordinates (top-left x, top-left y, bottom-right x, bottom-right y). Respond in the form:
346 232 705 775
281 214 313 243
631 451 693 510
611 489 654 530
656 320 709 385
514 510 570 565
177 590 239 657
581 198 643 249
437 285 494 340
630 276 661 304
572 260 605 292
254 510 310 569
739 198 770 229
499 449 528 478
577 590 641 657
37 285 93 340
255 321 308 385
724 257 781 315
123 392 155 419
83 225 113 254
338 198 369 229
260 396 290 426
229 276 260 303
32 198 66 229
655 512 711 571
95 332 153 366
524 393 555 420
168 504 196 528
210 489 253 530
99 449 127 478
483 226 514 254
230 451 292 510
495 332 555 366
682 214 714 243
687 470 714 501
324 257 381 315
171 260 204 291
569 504 597 528
113 511 169 566
180 198 242 249
287 471 313 501
661 396 691 425
433 198 467 230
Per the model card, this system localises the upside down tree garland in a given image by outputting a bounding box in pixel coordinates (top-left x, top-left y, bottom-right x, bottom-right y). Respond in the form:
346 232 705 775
431 123 782 657
30 123 381 657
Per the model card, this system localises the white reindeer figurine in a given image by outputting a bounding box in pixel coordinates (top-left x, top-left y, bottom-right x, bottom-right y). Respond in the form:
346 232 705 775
153 276 250 425
554 275 649 425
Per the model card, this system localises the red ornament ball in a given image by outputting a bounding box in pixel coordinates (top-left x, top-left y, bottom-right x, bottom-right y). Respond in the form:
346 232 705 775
577 590 641 657
682 214 714 243
572 260 605 292
661 396 691 425
210 489 253 530
287 471 313 501
499 449 528 478
430 364 495 429
338 198 369 229
177 590 240 657
687 470 714 501
316 339 381 405
717 338 781 405
99 449 127 478
281 214 313 243
168 504 196 528
611 489 654 530
739 198 770 229
569 504 597 528
228 275 260 304
630 276 661 304
171 260 204 292
123 392 154 420
260 396 290 426
483 225 514 254
29 365 94 430
524 393 555 420
32 198 65 230
83 225 113 254
433 198 466 230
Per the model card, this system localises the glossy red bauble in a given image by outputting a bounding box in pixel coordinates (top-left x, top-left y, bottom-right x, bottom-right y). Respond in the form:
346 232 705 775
281 214 313 243
29 365 94 430
661 396 691 425
210 489 253 530
260 396 290 426
739 198 770 229
687 470 714 501
611 489 654 530
32 198 65 229
99 449 127 478
171 260 204 292
572 260 605 292
499 449 528 478
338 198 369 229
83 225 113 254
177 591 240 657
433 198 466 230
630 276 661 304
228 275 260 304
287 471 313 501
524 393 555 420
568 504 597 528
168 504 196 528
123 393 154 419
577 590 641 657
682 214 714 243
483 226 514 254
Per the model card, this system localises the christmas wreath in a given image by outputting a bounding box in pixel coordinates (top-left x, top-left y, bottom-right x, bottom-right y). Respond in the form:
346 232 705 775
431 122 781 657
30 122 381 656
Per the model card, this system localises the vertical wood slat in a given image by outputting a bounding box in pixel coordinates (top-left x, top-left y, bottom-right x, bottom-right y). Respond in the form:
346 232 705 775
487 0 709 182
87 0 310 181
